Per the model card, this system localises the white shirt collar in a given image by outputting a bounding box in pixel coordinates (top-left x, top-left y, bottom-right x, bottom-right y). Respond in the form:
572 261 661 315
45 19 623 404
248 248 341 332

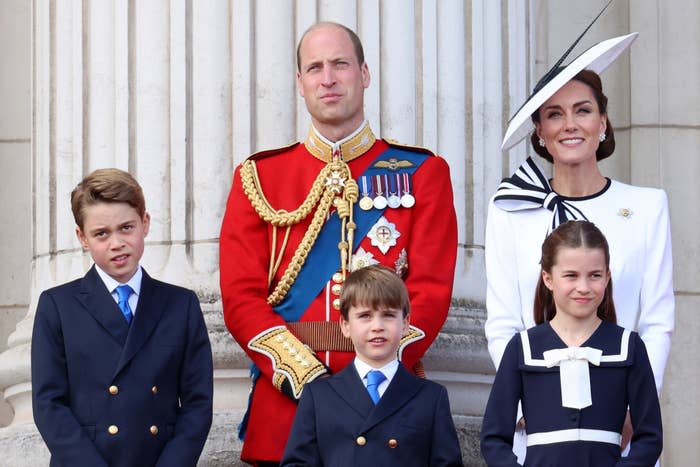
353 357 399 383
94 264 143 296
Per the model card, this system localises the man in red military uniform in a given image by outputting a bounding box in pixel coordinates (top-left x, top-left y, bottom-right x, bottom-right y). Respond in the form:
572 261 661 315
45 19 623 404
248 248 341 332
219 21 457 466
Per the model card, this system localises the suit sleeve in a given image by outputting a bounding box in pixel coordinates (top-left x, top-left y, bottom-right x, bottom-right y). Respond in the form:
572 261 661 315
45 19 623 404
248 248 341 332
480 334 522 467
155 290 213 467
398 155 458 368
429 385 464 467
637 190 674 392
617 335 663 466
31 291 109 467
484 198 526 370
279 383 322 466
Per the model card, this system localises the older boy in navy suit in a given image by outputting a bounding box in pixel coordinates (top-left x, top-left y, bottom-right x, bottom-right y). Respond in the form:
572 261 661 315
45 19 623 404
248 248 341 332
31 168 213 467
281 265 463 466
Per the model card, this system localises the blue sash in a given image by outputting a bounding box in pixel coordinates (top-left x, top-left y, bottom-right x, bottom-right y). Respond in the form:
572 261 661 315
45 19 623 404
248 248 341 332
273 146 429 321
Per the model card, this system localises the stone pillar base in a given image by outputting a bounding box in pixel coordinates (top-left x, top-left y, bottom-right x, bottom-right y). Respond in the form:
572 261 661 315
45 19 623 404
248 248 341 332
0 423 49 467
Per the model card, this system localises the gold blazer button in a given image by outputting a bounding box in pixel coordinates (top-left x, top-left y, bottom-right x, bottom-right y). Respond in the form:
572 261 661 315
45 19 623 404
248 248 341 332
150 425 159 435
388 438 398 448
152 386 158 394
356 436 366 446
108 385 118 395
108 425 118 435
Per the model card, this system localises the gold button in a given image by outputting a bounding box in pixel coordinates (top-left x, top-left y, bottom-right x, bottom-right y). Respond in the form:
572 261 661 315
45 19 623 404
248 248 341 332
108 385 118 395
108 425 118 435
332 298 341 310
332 272 343 283
388 438 398 448
356 436 366 446
331 283 343 295
150 425 158 435
151 386 158 395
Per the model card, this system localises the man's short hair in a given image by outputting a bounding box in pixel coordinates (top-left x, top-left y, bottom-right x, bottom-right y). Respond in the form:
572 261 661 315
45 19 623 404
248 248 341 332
296 21 365 72
71 168 146 229
340 265 410 319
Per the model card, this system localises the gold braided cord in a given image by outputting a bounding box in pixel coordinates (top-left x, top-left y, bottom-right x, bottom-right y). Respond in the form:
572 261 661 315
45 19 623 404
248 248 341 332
270 226 292 286
267 184 336 305
242 156 356 306
241 159 333 227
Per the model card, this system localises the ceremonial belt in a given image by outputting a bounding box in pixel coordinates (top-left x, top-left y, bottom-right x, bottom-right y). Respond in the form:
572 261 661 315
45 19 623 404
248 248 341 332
287 321 354 352
527 428 621 447
272 146 429 323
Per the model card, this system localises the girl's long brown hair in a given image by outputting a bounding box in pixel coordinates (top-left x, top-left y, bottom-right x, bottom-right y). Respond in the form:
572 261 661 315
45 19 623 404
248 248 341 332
533 221 616 325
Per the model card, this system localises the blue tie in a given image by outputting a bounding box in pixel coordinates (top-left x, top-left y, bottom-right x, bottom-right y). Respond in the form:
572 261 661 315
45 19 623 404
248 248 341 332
115 285 133 325
366 370 386 405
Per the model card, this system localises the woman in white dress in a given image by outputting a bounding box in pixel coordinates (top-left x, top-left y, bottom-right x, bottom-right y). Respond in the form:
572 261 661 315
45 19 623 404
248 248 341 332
484 34 674 464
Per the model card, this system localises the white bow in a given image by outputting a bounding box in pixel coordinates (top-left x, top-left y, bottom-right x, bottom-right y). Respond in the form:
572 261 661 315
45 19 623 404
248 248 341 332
543 346 603 410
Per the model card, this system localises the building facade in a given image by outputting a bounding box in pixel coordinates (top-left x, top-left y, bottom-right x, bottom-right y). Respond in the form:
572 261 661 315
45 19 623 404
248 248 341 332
0 1 697 465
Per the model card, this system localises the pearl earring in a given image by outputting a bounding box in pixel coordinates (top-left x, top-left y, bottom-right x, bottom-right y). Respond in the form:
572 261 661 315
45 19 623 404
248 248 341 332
599 132 606 142
538 138 545 147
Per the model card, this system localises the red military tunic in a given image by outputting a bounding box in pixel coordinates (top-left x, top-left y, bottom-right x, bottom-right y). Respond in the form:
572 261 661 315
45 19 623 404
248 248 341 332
219 123 457 463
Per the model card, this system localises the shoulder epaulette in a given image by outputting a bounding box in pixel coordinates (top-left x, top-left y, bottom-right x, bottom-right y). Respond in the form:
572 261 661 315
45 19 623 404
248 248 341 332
246 141 300 162
383 138 436 157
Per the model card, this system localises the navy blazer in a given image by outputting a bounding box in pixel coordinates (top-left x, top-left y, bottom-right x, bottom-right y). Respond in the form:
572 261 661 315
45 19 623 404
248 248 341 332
31 266 213 467
281 363 464 467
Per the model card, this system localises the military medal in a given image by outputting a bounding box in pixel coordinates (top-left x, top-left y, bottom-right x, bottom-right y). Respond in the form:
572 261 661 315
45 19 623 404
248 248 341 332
387 174 401 208
367 216 401 254
359 176 374 210
400 173 415 208
373 175 388 210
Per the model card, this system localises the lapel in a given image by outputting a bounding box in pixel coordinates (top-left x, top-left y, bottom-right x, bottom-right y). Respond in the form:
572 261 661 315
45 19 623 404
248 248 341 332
359 363 424 433
76 266 130 346
112 269 166 378
329 365 375 419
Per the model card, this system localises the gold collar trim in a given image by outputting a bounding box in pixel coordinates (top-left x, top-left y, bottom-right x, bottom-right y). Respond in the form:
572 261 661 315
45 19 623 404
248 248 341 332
304 122 376 163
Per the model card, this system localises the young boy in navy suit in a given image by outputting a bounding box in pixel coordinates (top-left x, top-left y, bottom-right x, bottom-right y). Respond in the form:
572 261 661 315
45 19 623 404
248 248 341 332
31 168 213 467
281 265 463 466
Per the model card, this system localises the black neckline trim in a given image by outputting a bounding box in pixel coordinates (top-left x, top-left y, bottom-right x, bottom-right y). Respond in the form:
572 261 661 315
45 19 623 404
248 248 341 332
550 177 612 201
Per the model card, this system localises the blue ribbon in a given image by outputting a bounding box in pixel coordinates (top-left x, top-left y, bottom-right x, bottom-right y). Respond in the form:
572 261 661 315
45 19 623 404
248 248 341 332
273 147 428 322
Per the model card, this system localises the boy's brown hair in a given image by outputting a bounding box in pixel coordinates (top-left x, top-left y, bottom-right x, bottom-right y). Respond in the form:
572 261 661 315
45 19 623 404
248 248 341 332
340 265 410 320
71 168 146 229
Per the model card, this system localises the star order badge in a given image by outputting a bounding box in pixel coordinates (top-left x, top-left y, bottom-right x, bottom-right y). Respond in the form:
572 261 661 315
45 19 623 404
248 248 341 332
350 247 380 271
367 216 401 255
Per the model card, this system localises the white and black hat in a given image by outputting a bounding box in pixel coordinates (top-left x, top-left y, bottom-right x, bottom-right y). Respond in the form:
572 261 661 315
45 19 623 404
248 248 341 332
501 0 638 151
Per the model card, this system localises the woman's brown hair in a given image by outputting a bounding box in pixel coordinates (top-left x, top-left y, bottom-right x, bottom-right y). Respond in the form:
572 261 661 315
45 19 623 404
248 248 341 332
530 69 616 163
533 220 616 324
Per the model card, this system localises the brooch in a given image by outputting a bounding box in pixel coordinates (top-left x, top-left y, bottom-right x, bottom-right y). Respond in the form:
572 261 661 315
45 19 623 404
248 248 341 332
617 208 633 219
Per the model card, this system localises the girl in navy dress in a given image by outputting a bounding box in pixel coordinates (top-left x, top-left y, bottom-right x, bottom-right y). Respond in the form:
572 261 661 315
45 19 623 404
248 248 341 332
481 220 662 466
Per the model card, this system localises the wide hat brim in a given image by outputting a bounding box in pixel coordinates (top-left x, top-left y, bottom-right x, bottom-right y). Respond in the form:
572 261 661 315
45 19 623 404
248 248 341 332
501 32 638 151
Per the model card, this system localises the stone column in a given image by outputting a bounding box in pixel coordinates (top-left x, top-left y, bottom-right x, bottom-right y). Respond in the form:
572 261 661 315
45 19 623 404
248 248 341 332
629 2 700 465
0 0 32 430
0 1 530 465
